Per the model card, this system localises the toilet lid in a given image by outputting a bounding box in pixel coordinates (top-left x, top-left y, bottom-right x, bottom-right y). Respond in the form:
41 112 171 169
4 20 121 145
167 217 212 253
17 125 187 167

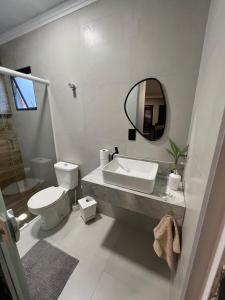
28 186 65 210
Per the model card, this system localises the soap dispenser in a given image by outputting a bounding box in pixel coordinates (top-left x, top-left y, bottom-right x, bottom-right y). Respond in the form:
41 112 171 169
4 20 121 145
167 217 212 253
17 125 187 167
168 171 181 191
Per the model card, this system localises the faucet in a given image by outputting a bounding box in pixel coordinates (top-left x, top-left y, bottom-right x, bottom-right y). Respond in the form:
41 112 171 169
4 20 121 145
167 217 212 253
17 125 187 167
111 147 119 160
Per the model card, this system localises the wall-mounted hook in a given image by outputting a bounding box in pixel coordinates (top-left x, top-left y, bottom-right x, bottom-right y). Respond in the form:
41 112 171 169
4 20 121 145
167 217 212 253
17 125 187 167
68 83 77 98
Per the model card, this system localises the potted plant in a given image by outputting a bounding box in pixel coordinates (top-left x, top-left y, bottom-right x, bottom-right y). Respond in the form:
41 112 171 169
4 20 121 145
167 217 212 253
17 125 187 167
166 139 188 190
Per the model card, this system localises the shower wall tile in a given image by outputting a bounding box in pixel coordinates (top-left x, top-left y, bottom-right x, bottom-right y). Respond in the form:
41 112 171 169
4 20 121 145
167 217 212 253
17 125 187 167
0 76 24 189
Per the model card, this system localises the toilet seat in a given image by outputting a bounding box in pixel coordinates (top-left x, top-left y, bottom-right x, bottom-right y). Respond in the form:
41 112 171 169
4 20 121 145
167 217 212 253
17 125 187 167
28 186 66 210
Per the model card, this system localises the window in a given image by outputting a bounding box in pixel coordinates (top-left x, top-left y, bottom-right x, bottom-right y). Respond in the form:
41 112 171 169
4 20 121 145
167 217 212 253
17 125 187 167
11 66 37 110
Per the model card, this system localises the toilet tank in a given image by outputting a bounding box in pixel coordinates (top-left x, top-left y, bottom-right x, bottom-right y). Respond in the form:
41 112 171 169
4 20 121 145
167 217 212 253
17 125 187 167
54 161 79 190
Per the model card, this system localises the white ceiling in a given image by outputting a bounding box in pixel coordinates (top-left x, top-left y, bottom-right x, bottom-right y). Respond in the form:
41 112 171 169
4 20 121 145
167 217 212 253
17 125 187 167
0 0 68 35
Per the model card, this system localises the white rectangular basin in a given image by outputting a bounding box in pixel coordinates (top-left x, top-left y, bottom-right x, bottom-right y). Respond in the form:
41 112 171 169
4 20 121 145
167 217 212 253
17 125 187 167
102 157 158 194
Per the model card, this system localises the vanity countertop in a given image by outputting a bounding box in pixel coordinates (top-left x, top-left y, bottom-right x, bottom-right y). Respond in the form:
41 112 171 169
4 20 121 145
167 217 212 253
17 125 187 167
82 167 185 209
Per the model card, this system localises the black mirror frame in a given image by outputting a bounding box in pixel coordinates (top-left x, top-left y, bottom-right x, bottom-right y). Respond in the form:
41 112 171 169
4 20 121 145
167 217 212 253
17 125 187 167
124 77 166 142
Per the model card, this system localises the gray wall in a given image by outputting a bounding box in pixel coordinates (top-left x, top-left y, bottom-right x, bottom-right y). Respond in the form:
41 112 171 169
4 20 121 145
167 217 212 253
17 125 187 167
171 0 225 298
0 0 209 177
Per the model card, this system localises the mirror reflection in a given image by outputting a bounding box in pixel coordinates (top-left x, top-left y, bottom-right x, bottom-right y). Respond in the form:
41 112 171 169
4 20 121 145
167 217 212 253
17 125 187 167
125 78 166 141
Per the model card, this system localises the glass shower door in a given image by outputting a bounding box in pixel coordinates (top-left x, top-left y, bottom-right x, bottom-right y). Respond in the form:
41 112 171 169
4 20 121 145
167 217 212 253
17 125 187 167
0 190 30 300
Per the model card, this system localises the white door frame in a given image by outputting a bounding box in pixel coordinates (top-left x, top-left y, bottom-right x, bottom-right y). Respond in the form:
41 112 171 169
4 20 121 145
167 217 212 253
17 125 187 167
183 110 225 299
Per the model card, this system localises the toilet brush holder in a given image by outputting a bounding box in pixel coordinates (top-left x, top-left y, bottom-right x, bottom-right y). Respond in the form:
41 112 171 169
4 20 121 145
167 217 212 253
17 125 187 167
78 196 97 223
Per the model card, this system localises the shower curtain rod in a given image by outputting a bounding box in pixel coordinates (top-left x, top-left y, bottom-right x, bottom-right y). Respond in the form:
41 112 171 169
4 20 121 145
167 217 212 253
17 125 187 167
0 66 50 85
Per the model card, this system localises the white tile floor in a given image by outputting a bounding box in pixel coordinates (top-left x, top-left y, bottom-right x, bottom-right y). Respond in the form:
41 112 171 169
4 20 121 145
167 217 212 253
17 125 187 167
17 210 171 300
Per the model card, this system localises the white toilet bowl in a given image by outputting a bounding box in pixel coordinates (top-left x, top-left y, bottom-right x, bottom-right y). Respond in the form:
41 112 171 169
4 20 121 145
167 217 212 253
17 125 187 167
27 186 70 230
27 161 79 230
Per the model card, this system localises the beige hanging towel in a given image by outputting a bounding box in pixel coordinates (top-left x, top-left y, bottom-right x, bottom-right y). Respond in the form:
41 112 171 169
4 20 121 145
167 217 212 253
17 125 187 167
153 215 181 271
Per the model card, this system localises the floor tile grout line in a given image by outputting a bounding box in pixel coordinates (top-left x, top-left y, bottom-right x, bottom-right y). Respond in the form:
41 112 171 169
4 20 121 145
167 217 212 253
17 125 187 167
90 222 123 299
90 268 105 300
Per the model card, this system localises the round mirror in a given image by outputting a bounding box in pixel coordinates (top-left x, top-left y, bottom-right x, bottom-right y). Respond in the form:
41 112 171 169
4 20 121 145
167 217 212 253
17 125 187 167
124 78 166 141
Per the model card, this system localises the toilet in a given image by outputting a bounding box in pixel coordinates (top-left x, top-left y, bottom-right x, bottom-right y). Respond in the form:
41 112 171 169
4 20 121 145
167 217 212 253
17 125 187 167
27 161 79 230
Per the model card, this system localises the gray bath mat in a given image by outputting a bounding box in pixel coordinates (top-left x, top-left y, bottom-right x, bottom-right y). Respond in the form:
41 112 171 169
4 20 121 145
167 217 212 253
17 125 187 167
22 240 79 300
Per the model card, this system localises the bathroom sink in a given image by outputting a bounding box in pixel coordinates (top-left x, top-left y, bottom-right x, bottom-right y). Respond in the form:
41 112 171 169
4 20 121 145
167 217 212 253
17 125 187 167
102 157 158 194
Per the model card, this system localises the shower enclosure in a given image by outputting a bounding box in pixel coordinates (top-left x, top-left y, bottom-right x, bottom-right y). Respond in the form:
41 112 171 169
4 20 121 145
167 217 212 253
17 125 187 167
0 68 56 228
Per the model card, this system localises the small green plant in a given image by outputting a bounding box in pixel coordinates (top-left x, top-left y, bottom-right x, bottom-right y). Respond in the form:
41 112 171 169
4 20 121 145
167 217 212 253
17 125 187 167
166 139 188 173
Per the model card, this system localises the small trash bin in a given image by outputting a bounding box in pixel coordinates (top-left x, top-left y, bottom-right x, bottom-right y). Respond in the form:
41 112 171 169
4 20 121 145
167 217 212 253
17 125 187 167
78 196 97 223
